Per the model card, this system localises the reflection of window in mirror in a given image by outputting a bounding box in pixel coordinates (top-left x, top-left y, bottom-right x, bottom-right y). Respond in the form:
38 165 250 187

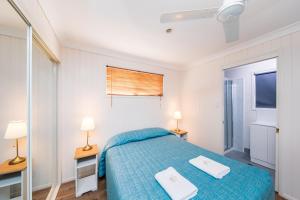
0 1 28 200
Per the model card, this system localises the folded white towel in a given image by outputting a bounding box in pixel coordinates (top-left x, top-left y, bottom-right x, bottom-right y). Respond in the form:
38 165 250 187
189 156 230 179
155 167 198 200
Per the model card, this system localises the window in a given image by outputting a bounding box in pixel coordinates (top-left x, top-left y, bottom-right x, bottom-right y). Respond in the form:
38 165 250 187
255 71 276 108
106 66 163 96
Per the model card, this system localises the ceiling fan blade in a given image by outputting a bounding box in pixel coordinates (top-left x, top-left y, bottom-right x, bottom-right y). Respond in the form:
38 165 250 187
223 16 240 43
160 8 218 23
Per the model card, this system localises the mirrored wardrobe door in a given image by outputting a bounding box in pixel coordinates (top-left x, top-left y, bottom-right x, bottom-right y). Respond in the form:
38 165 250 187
0 1 29 199
31 39 58 200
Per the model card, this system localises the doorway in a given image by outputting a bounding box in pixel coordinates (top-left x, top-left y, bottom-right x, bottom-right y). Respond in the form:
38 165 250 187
223 58 278 190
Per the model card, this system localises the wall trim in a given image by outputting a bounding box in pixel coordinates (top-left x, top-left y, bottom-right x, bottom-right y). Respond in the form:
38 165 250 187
62 176 75 184
188 21 300 69
33 29 60 63
222 53 278 70
63 43 184 71
280 192 299 200
33 183 52 192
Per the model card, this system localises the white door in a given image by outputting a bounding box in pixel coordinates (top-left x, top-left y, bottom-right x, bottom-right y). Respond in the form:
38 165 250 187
267 127 276 166
250 125 268 161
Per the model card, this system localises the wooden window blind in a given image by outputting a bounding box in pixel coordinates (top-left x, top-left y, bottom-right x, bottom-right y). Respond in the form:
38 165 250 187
106 66 163 96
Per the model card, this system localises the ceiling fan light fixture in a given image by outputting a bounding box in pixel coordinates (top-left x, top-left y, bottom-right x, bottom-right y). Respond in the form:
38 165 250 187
217 0 245 22
166 28 173 33
160 0 247 43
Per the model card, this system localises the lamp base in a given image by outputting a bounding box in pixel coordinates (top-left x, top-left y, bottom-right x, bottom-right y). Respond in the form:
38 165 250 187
82 144 93 151
9 156 26 165
175 128 181 132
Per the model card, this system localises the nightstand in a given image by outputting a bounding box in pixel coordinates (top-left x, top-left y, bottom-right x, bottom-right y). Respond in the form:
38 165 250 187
170 129 188 140
74 145 99 197
0 160 27 200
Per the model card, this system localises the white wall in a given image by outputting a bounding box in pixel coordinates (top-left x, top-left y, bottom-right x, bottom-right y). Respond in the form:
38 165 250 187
278 31 300 200
58 47 182 182
181 30 300 199
0 34 27 163
224 58 277 149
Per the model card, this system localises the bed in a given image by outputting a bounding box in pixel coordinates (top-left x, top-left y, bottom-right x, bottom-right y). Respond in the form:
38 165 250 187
99 128 274 200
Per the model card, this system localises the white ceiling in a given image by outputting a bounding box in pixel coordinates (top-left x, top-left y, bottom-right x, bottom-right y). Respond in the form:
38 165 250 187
39 0 300 68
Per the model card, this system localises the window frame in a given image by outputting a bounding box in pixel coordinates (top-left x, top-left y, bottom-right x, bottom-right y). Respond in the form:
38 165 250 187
251 69 277 110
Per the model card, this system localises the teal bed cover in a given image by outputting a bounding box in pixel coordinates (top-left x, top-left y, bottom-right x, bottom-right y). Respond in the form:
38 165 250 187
99 128 274 200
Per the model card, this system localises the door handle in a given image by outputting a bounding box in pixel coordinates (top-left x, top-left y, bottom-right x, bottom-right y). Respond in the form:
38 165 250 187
276 128 280 134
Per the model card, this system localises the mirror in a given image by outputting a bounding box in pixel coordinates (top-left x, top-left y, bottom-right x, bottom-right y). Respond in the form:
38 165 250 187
31 39 58 199
0 1 28 199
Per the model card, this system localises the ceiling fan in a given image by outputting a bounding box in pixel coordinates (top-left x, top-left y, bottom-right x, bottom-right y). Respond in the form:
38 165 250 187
160 0 247 43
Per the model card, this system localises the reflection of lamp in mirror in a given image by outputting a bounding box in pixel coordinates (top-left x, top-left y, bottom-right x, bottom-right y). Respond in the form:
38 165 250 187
4 121 27 165
81 117 95 151
173 111 182 132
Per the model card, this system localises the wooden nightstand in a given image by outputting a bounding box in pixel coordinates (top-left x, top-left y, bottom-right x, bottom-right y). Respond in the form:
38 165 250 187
0 160 27 200
170 129 188 140
74 145 99 197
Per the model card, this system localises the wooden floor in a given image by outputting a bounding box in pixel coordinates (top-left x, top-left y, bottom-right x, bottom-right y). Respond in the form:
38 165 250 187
56 178 106 200
55 178 284 200
32 187 51 200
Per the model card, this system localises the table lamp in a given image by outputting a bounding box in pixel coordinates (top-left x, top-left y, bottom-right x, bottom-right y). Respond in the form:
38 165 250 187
173 111 182 132
4 121 27 165
81 117 95 151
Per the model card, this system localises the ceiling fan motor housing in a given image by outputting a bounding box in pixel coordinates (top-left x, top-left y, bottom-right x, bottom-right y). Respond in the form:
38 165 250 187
217 0 245 22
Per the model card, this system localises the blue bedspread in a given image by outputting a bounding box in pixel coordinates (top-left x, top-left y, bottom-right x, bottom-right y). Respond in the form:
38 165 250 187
99 128 274 200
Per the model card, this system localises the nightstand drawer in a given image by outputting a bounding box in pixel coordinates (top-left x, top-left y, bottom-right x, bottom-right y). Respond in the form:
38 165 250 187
77 156 97 168
77 164 96 179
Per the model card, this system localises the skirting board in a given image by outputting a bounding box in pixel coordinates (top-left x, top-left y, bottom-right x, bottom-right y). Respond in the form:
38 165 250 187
33 183 52 192
250 158 275 170
280 192 299 200
223 147 237 155
62 176 75 184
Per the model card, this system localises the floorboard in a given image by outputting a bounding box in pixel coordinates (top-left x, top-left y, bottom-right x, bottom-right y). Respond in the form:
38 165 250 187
56 178 106 200
32 187 51 200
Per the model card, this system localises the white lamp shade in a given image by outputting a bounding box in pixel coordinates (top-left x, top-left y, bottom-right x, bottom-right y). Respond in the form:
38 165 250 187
173 111 182 120
4 121 27 139
81 117 95 131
